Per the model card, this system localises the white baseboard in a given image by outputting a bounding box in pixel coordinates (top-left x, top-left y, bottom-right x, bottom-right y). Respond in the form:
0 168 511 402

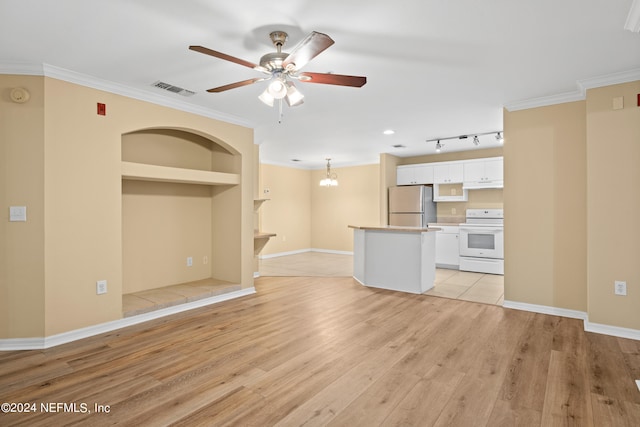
503 300 640 340
260 248 353 259
503 300 588 320
259 248 311 259
0 287 256 351
584 320 640 341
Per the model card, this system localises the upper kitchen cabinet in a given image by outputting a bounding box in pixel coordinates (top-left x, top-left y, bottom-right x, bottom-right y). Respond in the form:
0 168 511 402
463 157 503 189
397 164 434 185
433 162 464 184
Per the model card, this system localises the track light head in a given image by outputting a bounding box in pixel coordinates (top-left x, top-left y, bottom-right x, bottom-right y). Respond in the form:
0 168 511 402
435 140 442 152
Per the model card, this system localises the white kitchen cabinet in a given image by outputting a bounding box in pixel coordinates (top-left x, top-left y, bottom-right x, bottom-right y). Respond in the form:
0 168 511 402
397 164 434 185
463 157 503 188
433 162 464 184
429 225 460 269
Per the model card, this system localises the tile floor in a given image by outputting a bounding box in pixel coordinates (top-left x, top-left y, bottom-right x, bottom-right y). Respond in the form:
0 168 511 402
122 278 241 317
259 251 504 306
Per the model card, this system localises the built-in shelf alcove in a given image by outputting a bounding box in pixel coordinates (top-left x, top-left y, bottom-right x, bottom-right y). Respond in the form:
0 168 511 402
121 128 242 316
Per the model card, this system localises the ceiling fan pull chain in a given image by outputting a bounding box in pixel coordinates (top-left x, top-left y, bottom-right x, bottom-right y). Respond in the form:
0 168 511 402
278 99 284 124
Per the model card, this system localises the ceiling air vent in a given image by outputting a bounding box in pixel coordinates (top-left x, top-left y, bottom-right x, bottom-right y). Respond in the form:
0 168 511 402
151 81 196 97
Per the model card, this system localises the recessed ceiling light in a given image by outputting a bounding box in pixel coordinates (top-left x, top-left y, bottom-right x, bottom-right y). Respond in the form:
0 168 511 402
383 129 395 135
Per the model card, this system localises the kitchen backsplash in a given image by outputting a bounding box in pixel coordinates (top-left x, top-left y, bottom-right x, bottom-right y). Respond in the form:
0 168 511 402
436 187 503 223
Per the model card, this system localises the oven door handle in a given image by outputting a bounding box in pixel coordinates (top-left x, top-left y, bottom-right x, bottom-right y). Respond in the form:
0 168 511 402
460 228 503 233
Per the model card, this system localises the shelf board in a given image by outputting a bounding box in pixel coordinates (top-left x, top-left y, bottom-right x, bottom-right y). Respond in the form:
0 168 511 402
121 161 240 186
253 198 270 209
254 231 276 239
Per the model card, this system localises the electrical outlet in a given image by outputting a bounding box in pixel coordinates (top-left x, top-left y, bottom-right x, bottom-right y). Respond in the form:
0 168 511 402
451 208 457 215
263 188 271 195
187 257 193 267
96 280 107 295
203 255 208 265
614 280 627 296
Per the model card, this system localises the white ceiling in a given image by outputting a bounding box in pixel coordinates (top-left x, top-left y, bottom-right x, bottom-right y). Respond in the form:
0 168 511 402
2 0 639 169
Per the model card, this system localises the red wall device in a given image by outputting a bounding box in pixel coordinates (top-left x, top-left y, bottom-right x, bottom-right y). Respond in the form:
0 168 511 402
97 103 106 116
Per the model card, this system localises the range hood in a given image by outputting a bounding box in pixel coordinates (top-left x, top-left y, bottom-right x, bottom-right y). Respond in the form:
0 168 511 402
462 180 503 190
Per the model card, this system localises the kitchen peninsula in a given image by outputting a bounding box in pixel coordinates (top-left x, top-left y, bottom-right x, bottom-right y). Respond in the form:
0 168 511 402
348 225 440 294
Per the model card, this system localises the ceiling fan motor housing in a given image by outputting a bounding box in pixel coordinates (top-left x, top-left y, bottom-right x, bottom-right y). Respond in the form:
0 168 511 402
260 52 288 72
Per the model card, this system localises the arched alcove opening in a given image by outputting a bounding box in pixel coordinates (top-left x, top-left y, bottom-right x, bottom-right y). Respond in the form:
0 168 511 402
121 128 242 316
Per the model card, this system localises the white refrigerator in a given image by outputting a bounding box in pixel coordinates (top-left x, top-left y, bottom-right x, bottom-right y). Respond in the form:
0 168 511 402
388 185 437 227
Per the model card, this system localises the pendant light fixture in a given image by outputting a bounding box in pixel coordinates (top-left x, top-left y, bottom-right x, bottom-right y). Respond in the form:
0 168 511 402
319 158 338 187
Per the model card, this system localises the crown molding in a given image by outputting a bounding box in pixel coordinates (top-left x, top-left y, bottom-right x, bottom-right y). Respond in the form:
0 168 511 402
625 0 640 32
577 68 640 91
0 62 254 129
0 62 44 75
505 68 640 112
504 90 584 112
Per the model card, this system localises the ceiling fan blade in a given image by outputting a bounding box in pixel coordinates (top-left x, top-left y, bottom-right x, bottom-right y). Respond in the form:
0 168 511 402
282 31 335 71
206 78 265 93
189 45 259 69
298 72 367 87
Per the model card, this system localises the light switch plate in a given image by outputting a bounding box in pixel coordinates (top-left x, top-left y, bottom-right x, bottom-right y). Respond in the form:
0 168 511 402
9 206 27 222
96 280 108 295
614 280 627 296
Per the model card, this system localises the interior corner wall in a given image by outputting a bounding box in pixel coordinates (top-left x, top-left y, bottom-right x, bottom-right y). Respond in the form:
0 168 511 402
310 163 380 252
259 162 380 255
259 163 312 255
503 101 587 312
0 75 46 338
586 81 640 330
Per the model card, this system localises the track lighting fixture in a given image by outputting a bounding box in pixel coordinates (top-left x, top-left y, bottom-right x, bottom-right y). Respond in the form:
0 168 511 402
426 131 503 150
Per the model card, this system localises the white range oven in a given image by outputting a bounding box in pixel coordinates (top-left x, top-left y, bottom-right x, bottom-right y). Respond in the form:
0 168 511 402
459 209 504 275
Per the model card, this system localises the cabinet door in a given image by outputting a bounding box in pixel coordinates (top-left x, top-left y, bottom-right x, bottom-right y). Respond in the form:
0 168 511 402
413 165 434 184
449 163 464 183
433 164 449 184
463 161 485 182
398 165 433 185
435 232 460 266
397 166 415 185
484 158 503 182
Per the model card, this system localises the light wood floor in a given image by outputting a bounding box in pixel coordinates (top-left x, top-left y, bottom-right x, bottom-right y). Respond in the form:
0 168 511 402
260 251 504 305
1 276 639 426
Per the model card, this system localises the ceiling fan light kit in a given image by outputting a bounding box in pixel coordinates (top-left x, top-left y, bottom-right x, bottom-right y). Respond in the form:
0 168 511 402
189 30 366 115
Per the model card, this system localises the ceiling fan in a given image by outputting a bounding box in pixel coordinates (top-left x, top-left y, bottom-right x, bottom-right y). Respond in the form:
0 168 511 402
189 31 367 107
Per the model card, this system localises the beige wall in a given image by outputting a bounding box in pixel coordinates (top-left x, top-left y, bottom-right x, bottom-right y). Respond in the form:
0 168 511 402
122 181 213 293
311 164 380 252
1 75 254 338
504 101 587 312
260 164 312 254
259 163 379 254
586 81 640 329
436 188 504 223
0 76 46 338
